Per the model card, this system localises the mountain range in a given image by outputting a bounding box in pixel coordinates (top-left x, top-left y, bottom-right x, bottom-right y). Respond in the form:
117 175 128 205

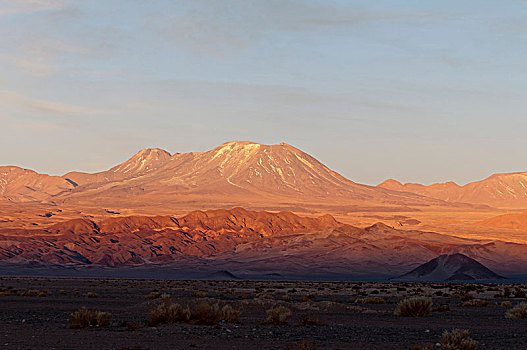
1 208 525 279
1 141 527 279
4 141 526 214
378 172 527 208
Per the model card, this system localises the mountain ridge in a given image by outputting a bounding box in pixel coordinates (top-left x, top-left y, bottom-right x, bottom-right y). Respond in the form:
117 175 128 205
0 208 525 277
378 171 527 208
0 141 450 211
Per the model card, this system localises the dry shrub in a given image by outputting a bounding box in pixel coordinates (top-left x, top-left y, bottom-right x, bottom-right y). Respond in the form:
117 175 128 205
285 339 315 350
150 298 190 325
125 322 140 331
501 301 512 309
145 291 161 300
410 344 433 350
257 293 274 300
265 306 291 325
505 302 527 319
462 299 488 307
70 307 111 329
299 314 325 326
20 290 40 297
394 297 432 317
150 298 241 325
441 329 478 350
364 297 386 304
190 302 242 325
218 304 242 323
194 291 207 298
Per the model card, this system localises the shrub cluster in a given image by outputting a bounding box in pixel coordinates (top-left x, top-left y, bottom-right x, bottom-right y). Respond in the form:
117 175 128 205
441 329 478 350
149 296 241 325
505 302 527 319
70 307 111 329
394 297 432 317
265 306 292 325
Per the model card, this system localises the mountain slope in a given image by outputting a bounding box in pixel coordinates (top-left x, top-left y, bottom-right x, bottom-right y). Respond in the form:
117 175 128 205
0 208 525 277
379 171 527 208
476 211 527 230
0 166 74 202
62 148 172 187
43 141 447 210
395 253 505 281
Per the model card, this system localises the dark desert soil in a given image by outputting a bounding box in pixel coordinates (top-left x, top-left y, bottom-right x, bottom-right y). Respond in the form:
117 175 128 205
0 277 526 349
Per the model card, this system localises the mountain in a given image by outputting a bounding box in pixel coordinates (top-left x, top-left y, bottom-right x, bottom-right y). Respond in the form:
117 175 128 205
0 166 74 202
395 253 505 281
378 171 527 208
0 141 451 213
1 208 525 278
63 148 172 187
476 211 527 230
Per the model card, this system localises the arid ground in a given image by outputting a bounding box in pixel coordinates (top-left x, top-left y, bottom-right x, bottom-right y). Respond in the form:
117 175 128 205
0 277 526 349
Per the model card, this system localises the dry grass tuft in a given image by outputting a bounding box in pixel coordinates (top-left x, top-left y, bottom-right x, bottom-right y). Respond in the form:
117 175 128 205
462 299 488 307
363 297 386 304
394 297 432 317
145 291 161 300
194 291 207 298
505 302 527 319
150 297 241 325
500 301 512 309
265 306 291 325
441 329 478 350
285 339 315 350
190 302 242 325
299 313 325 326
70 307 111 329
150 298 191 325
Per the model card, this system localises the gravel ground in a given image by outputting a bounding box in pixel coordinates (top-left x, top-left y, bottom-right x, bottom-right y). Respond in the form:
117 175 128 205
0 277 526 349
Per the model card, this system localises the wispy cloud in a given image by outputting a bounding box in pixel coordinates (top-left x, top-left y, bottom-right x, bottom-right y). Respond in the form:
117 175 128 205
146 0 444 55
5 36 91 77
0 89 108 115
0 0 69 16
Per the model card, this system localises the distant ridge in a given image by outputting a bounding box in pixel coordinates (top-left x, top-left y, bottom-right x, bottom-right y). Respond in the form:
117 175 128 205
395 253 505 281
378 171 527 208
1 209 526 278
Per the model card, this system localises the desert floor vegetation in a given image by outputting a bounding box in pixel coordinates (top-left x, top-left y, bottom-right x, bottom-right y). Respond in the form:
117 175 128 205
0 277 524 349
441 329 478 350
394 297 433 317
70 307 111 329
505 301 527 319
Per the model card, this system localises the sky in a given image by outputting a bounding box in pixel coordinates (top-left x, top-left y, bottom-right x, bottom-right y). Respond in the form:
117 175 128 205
0 0 526 186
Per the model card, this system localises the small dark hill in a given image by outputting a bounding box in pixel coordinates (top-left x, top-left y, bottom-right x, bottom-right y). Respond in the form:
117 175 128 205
394 253 505 281
203 270 241 281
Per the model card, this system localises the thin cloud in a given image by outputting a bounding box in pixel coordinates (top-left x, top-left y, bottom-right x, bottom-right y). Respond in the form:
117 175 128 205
0 0 69 16
0 89 109 115
150 0 446 55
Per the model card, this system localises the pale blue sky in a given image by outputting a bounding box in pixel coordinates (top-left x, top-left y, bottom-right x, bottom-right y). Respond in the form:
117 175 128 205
0 0 526 185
